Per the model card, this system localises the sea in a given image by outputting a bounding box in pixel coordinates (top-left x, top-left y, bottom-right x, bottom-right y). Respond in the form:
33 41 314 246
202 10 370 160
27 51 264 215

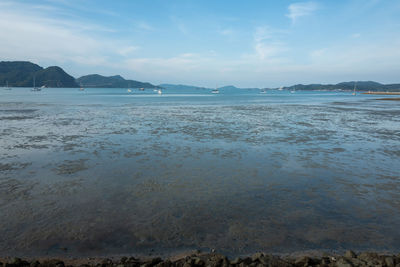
0 87 399 257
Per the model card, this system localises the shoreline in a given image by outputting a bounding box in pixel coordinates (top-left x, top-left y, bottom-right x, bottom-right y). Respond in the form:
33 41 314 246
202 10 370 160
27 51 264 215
363 91 400 95
374 97 400 101
1 251 399 266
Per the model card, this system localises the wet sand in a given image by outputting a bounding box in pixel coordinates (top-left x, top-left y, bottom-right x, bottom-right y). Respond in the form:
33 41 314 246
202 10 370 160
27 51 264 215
363 92 400 95
1 90 400 258
375 98 400 101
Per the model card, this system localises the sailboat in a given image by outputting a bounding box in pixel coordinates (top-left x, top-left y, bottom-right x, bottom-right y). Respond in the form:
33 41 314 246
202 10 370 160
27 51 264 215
157 88 162 95
127 89 132 93
352 81 357 96
79 83 85 91
260 88 267 94
31 75 41 91
290 85 296 93
4 81 11 90
211 85 219 94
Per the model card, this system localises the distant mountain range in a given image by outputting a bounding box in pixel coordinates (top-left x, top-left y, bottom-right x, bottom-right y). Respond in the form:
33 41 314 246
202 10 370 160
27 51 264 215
2 61 400 91
77 74 156 88
279 81 400 92
159 84 260 90
0 61 77 87
159 84 210 90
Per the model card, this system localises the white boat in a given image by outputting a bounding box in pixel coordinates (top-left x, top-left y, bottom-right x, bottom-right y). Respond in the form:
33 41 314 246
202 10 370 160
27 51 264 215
4 81 11 90
31 75 41 91
211 85 219 94
157 89 162 95
260 89 267 94
352 82 357 96
278 86 283 91
127 89 132 93
290 85 296 93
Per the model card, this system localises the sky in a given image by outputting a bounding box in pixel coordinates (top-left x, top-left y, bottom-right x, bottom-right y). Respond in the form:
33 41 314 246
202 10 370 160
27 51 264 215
1 0 400 87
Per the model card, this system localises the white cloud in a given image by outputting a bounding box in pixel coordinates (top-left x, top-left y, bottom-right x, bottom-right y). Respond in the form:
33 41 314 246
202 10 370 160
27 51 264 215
0 1 136 71
136 22 154 31
118 46 140 56
252 26 288 60
219 28 234 36
286 2 318 23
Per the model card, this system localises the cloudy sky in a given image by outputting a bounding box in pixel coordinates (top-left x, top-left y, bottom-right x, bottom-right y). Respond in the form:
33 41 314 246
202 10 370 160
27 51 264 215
1 0 399 87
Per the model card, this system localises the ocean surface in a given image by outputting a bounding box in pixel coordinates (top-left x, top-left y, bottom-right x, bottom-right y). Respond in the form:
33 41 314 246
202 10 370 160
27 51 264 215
0 87 399 257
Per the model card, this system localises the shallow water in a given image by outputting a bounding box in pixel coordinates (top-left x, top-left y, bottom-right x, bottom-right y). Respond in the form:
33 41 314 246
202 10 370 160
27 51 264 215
0 88 399 257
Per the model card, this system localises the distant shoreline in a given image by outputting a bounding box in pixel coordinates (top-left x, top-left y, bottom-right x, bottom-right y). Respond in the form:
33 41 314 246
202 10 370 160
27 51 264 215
363 92 400 95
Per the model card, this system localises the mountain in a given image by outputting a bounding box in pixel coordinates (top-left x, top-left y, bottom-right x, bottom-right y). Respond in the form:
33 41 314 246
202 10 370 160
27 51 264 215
77 74 156 88
0 61 78 87
280 81 400 92
218 85 260 90
158 84 260 90
158 84 210 90
35 66 77 87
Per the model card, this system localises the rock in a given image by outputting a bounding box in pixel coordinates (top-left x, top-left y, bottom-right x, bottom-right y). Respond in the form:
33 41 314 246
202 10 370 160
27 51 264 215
7 258 30 267
294 256 311 266
336 258 353 267
156 260 172 267
150 258 163 267
241 257 253 265
260 255 292 267
251 253 264 262
194 258 205 266
358 252 379 261
344 250 357 259
385 257 395 267
120 257 128 264
40 259 65 267
30 261 40 267
230 258 242 265
101 258 113 266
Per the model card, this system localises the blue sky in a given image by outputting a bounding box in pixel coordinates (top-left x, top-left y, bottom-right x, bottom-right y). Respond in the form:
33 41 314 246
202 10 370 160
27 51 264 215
1 0 399 87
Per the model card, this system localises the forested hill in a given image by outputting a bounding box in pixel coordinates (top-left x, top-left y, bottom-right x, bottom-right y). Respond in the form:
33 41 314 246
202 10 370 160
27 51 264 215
0 61 78 87
76 74 156 88
281 81 400 91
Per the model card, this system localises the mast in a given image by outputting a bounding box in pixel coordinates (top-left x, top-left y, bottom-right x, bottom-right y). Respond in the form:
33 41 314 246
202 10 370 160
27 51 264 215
353 81 357 95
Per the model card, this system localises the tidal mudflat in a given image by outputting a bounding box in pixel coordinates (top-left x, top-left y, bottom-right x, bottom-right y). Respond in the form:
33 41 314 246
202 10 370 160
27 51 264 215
0 89 399 258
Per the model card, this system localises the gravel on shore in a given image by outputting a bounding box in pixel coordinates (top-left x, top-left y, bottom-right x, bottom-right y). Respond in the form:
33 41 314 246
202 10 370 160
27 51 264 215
1 251 400 267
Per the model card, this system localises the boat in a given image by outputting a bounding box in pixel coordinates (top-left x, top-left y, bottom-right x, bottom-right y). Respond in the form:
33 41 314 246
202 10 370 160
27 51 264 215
139 87 145 91
4 81 11 90
157 89 162 95
127 89 132 93
278 86 283 91
352 82 357 96
31 75 41 91
211 85 219 94
260 89 267 94
290 85 296 93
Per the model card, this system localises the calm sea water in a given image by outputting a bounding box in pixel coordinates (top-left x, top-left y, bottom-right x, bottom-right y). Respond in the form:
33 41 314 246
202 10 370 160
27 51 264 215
0 87 399 257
